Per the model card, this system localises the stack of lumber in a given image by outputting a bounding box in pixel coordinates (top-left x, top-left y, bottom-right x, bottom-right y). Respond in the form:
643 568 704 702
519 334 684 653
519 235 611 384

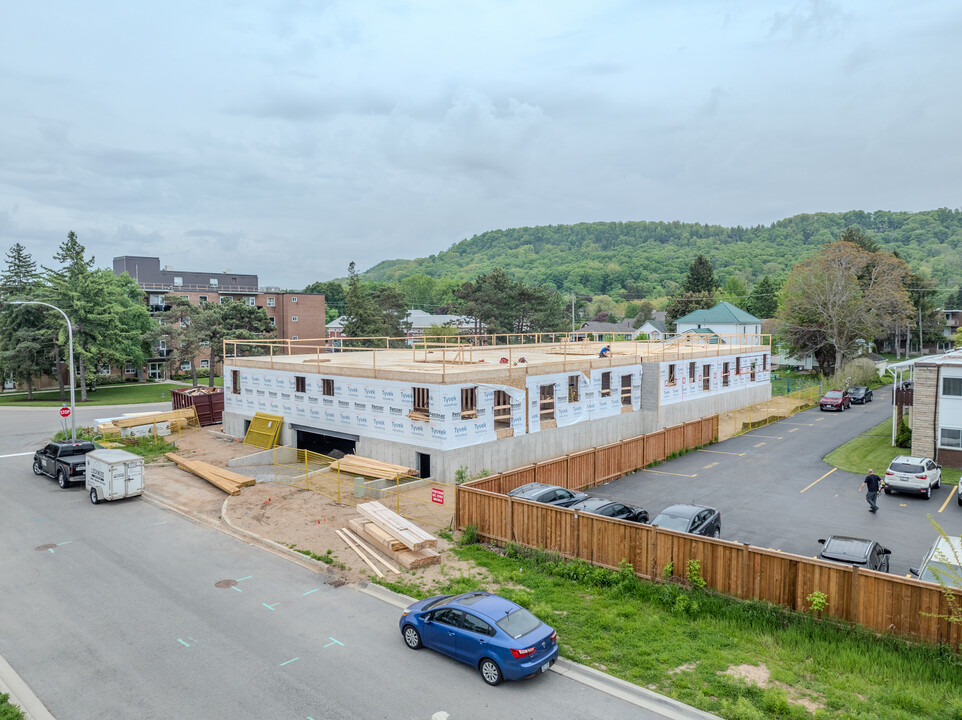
98 408 199 436
329 455 418 479
335 528 400 578
164 452 255 495
354 501 440 569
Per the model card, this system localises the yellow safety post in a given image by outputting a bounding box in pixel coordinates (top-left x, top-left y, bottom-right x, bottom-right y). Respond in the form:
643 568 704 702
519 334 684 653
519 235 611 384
396 474 400 514
305 451 309 490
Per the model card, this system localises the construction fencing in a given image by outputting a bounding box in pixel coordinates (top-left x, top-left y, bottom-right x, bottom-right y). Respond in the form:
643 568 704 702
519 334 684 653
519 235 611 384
271 447 457 530
716 385 821 442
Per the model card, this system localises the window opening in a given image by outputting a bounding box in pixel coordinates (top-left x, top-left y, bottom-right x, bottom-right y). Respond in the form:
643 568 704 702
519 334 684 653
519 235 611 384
322 379 334 396
295 376 306 393
621 374 632 406
568 375 579 403
461 386 477 419
539 384 555 421
231 370 240 394
493 390 511 429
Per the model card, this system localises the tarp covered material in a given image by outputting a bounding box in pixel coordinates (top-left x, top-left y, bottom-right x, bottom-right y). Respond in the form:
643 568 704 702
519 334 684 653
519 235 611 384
659 351 770 406
225 369 527 451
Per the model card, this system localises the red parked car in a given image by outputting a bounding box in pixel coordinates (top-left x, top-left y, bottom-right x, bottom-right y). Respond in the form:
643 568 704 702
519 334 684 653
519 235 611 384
819 389 852 411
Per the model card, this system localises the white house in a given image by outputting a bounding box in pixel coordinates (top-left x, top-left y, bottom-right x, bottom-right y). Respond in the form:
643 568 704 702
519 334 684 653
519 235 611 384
674 302 763 345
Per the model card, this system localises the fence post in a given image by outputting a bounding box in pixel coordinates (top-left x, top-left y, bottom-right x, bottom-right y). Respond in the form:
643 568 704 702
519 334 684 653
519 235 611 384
849 566 861 623
648 525 658 578
508 495 514 542
304 451 309 490
741 543 751 599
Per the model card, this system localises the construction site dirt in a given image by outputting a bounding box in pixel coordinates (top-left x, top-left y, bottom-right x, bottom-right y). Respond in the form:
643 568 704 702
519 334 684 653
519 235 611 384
145 426 485 588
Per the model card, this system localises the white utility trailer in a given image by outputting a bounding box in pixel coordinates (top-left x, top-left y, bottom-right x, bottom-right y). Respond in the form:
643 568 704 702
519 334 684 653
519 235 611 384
85 449 145 505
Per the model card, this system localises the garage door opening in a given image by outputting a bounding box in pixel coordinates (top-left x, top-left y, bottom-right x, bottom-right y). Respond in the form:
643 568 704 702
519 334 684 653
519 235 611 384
295 429 357 456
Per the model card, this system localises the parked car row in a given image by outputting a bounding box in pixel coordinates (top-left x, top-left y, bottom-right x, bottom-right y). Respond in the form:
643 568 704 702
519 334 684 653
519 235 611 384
506 482 722 537
818 385 875 411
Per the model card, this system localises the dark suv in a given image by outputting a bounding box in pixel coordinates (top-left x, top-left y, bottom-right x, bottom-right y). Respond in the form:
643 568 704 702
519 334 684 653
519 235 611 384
817 536 890 572
33 440 98 489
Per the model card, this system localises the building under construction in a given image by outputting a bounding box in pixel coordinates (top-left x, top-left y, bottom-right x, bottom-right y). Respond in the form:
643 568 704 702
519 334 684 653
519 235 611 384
222 333 771 481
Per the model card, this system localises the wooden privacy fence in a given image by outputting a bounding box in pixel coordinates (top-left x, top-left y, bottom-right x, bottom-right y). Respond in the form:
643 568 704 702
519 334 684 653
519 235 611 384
465 417 717 496
458 486 962 650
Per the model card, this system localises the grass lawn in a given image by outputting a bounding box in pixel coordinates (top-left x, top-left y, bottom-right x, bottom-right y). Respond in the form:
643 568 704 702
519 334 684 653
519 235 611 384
825 418 961 486
0 381 221 407
770 370 821 397
384 544 962 720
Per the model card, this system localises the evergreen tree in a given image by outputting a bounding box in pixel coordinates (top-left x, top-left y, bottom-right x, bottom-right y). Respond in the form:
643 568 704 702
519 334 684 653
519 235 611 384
746 276 779 318
0 243 49 398
838 226 880 253
681 255 717 294
343 262 386 345
665 291 716 330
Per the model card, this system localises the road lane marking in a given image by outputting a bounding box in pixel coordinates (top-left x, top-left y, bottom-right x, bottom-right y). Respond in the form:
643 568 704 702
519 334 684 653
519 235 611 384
800 468 837 493
746 434 783 440
753 442 765 448
703 462 718 469
698 449 746 456
938 490 953 513
0 452 35 458
278 657 300 667
642 469 698 478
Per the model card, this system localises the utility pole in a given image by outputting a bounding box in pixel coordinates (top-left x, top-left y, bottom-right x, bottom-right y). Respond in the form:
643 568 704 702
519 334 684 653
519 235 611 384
918 305 923 357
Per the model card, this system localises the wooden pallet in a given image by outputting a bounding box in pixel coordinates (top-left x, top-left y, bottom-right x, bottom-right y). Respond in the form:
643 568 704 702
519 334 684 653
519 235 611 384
356 501 437 551
165 452 255 495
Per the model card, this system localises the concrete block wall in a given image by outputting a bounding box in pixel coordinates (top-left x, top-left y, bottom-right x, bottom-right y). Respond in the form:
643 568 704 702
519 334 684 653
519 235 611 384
911 364 938 460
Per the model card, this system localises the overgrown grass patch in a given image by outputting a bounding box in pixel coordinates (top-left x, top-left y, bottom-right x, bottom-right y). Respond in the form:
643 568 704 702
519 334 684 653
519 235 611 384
825 418 961 485
385 543 962 720
0 693 25 720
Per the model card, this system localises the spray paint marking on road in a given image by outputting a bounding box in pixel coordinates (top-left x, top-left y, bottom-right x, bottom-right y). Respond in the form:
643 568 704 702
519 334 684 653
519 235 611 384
303 588 319 596
263 602 279 611
324 637 343 648
800 468 837 493
278 657 299 667
177 637 197 647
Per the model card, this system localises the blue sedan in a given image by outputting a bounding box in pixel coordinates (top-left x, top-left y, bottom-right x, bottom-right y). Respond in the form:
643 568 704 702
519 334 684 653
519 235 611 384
399 591 558 685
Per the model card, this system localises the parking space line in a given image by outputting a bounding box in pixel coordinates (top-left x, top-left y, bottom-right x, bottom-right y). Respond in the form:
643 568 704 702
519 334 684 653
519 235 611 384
746 434 784 440
800 468 836 493
937 490 953 513
788 428 799 433
642 469 698 478
698 449 746 456
777 422 814 426
702 462 718 469
753 442 765 448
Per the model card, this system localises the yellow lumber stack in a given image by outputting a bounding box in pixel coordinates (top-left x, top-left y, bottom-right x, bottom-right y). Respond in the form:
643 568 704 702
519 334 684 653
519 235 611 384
329 455 418 480
98 408 199 436
164 452 255 495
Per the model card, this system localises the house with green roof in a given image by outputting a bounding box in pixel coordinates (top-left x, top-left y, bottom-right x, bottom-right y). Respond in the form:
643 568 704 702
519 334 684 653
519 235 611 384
674 302 763 344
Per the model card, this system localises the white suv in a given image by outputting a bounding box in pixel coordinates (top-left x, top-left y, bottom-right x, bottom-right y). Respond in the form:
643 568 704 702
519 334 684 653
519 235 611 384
883 456 941 499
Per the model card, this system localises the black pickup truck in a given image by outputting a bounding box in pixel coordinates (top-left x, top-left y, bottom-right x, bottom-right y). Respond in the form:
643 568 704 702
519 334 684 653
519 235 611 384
32 440 98 489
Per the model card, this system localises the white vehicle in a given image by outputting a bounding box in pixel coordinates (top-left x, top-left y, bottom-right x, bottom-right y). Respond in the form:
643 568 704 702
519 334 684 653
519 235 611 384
85 449 145 504
883 455 941 499
910 536 962 589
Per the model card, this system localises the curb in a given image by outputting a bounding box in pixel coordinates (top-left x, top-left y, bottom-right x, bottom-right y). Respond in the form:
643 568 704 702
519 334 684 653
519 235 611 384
144 491 719 720
0 653 55 720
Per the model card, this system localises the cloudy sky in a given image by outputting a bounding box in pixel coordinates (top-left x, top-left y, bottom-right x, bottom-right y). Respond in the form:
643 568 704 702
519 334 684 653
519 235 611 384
2 1 960 289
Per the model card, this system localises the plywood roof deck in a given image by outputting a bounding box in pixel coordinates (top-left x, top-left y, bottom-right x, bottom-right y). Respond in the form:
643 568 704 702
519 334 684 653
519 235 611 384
226 336 769 385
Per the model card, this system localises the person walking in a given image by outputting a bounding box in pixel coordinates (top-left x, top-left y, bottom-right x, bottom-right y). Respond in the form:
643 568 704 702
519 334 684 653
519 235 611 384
859 468 882 513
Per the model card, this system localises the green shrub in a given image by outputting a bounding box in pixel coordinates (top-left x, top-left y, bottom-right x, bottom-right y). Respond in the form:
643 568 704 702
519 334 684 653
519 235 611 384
895 420 912 448
458 524 479 546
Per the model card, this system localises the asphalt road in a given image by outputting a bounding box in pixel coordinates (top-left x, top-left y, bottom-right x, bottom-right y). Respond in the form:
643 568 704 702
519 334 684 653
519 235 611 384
0 406 677 720
594 398 962 576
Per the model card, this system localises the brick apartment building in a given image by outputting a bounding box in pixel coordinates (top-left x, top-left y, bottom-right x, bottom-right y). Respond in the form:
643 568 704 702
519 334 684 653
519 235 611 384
113 256 325 379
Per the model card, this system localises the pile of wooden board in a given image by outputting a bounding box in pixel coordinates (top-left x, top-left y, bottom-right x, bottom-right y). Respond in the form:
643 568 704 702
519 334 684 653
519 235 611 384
352 501 440 569
98 408 199 437
164 452 255 495
329 455 418 480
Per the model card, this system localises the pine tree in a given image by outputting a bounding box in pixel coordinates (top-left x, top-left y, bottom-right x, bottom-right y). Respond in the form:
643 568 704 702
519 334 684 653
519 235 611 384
0 244 48 398
682 255 717 294
746 276 779 318
343 262 386 345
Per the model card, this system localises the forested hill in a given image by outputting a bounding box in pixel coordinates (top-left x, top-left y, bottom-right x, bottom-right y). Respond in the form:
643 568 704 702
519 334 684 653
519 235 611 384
363 209 962 299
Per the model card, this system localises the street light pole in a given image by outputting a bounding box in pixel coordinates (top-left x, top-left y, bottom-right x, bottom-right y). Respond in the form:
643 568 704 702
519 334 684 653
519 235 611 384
10 300 76 440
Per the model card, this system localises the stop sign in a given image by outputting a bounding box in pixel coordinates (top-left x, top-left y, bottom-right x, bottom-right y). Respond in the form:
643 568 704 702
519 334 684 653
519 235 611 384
59 407 71 418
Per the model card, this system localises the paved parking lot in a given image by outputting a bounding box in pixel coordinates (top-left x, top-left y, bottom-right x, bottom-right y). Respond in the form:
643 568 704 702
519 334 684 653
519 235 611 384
593 399 962 577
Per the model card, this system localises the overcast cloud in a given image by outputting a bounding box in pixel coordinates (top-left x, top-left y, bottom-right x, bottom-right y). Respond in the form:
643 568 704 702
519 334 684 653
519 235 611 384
2 1 960 288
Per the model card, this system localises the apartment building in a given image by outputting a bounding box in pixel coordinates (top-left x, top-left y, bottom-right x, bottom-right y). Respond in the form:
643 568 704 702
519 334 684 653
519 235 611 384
113 256 325 379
